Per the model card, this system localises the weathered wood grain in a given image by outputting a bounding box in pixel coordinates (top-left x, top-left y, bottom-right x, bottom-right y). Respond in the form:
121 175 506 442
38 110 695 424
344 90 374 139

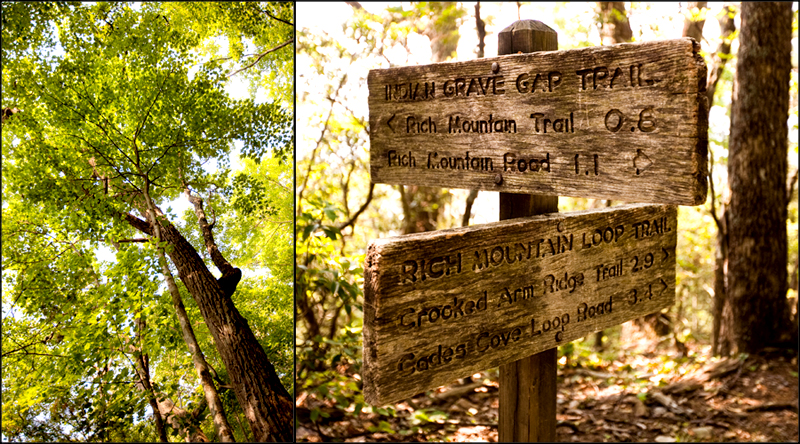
368 38 708 205
363 203 677 405
496 20 559 444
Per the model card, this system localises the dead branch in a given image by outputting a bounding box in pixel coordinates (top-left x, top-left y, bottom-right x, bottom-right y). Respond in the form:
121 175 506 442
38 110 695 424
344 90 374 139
183 187 234 275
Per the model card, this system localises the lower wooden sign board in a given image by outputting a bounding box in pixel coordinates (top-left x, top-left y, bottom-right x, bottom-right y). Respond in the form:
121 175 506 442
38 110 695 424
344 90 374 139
363 203 677 405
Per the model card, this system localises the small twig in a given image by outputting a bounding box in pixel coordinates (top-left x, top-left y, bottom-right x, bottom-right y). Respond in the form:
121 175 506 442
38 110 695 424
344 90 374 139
297 73 348 213
262 9 293 27
433 381 488 400
339 183 374 232
612 388 628 411
745 402 799 413
227 39 293 78
313 420 330 442
718 364 743 395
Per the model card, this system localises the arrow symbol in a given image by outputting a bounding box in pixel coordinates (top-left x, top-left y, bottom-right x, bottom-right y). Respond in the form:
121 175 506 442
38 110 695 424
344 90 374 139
633 149 652 175
662 247 670 262
386 114 396 133
659 278 668 296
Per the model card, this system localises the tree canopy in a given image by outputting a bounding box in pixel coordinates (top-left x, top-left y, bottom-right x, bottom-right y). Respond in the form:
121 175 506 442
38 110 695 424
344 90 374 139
2 2 294 441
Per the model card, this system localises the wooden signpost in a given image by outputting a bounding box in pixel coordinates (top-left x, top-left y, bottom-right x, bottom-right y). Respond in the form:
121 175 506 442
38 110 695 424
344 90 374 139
363 19 708 442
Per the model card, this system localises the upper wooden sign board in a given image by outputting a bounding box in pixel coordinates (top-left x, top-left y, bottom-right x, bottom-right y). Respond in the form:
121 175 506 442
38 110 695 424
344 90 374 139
368 39 708 205
363 203 677 405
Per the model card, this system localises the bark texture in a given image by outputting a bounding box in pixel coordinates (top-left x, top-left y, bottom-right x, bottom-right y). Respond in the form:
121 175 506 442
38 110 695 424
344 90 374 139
159 257 236 442
598 2 633 45
682 2 707 42
126 210 293 441
721 2 792 354
158 219 293 441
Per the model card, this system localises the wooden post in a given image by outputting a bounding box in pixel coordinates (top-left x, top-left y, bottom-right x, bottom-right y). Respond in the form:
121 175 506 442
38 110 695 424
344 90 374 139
497 20 559 443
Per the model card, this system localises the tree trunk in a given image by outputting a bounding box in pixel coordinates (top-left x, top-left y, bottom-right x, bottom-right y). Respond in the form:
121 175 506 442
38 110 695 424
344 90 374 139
132 317 169 443
126 213 292 441
598 2 633 45
722 1 792 354
160 220 293 441
712 212 729 355
461 1 486 227
708 3 736 356
399 185 443 234
158 255 237 442
682 2 707 42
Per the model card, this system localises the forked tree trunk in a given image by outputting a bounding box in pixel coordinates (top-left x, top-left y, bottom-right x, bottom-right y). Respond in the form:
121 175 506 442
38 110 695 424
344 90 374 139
681 2 707 42
160 221 293 442
126 213 293 442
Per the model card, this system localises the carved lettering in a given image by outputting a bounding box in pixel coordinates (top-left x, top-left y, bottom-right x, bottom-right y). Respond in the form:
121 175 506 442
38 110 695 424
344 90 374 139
385 81 436 101
443 76 505 97
388 150 416 168
427 151 493 171
396 343 468 376
576 63 657 91
497 284 537 306
396 292 487 330
364 204 679 405
503 152 551 173
581 225 624 249
531 313 570 341
544 271 585 294
593 67 609 89
406 116 437 133
577 296 614 322
476 326 523 352
633 216 671 239
448 114 516 133
530 112 574 133
595 257 625 281
515 70 562 93
400 253 461 284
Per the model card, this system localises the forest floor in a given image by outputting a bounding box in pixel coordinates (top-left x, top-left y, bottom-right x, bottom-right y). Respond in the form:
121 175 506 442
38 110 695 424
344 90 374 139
296 322 799 442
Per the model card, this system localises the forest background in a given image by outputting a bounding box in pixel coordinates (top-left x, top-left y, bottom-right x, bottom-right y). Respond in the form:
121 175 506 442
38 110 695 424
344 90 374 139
2 2 294 442
296 1 799 442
